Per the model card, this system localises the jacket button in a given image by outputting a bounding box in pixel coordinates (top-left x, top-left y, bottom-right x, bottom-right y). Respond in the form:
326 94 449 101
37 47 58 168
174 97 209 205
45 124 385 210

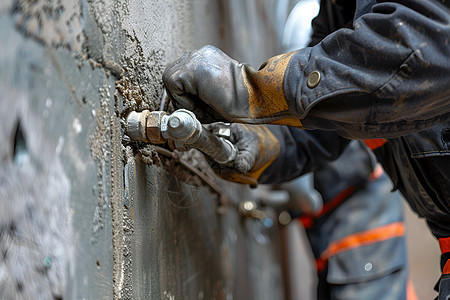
364 262 373 271
307 71 321 88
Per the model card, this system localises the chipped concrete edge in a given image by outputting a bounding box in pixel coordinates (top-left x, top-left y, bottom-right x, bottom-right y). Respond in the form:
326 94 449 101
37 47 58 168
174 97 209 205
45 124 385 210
110 115 126 300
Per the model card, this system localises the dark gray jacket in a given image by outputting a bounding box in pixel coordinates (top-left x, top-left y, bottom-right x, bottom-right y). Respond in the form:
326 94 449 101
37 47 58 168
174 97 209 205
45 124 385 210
260 0 450 297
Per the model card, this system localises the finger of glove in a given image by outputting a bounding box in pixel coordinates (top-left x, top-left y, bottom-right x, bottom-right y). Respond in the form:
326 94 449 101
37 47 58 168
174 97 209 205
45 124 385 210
204 123 256 173
166 90 222 124
164 67 227 123
164 46 240 123
231 124 259 151
164 57 198 107
234 150 256 174
231 124 259 173
163 53 189 95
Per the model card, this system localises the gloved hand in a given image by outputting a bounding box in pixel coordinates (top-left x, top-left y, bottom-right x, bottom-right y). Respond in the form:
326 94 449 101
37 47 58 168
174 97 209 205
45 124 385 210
206 123 281 187
163 45 302 127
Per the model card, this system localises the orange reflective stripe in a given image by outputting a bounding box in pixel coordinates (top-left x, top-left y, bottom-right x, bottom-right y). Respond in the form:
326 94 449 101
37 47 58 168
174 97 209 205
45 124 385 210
438 238 450 275
407 278 418 300
316 166 383 217
323 222 405 257
316 222 405 272
439 237 450 253
443 260 450 275
316 186 355 218
299 166 384 229
364 138 387 150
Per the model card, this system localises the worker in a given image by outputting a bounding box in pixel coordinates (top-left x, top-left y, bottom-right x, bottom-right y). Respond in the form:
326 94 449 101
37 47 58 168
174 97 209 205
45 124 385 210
273 3 413 298
162 0 450 298
280 138 413 299
210 120 414 299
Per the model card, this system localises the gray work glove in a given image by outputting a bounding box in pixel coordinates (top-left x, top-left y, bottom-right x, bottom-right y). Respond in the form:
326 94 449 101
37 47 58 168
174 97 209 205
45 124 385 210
206 123 281 186
163 45 302 126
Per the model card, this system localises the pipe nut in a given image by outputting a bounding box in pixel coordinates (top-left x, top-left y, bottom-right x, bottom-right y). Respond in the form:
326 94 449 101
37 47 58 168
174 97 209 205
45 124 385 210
125 110 150 142
239 200 256 216
146 111 167 144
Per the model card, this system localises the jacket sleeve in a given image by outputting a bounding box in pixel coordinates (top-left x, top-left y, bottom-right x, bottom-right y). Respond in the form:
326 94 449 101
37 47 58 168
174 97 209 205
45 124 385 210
258 126 350 184
284 0 450 139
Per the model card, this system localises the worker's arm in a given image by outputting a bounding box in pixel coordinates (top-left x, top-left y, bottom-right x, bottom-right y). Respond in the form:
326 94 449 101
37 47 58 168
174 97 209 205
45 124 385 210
206 123 350 186
287 0 450 138
258 126 350 184
163 0 450 139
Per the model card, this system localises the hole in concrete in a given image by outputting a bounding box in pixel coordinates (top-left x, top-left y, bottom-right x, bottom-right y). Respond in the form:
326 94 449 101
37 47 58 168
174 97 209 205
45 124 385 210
13 121 30 165
96 259 101 267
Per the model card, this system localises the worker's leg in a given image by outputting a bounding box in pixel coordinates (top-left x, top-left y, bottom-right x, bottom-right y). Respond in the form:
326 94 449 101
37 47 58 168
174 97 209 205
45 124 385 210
304 171 416 300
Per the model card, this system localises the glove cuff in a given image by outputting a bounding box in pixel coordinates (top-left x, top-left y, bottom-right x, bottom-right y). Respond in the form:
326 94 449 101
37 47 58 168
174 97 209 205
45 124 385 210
241 51 304 127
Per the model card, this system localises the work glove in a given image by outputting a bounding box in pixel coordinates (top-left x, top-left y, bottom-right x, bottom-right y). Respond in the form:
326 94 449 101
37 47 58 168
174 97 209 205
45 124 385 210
163 45 302 127
206 123 280 187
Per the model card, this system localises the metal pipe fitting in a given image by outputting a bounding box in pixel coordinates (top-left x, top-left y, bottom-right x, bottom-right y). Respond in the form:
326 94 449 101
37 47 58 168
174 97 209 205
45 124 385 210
161 109 237 164
125 109 237 164
125 110 150 142
125 110 167 144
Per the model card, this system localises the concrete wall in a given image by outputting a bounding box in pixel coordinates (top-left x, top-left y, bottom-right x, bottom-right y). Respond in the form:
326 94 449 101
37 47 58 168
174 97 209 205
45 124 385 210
0 0 285 299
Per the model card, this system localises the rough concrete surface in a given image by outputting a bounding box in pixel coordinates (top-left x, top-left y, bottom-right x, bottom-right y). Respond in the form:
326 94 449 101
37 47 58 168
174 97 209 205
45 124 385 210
0 133 71 300
1 0 286 299
0 11 117 297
